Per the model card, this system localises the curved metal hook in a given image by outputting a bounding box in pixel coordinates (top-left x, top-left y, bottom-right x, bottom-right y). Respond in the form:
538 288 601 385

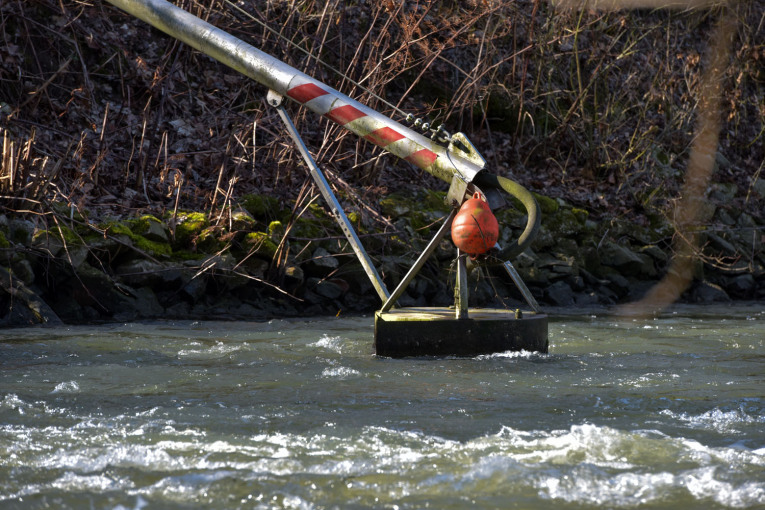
474 173 541 259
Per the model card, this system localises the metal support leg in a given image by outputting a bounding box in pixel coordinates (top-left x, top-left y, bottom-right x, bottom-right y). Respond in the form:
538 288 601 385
381 209 456 312
455 250 469 319
503 260 540 313
269 91 390 303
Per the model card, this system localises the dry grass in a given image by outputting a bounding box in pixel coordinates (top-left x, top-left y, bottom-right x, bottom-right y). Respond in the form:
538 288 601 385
2 0 763 245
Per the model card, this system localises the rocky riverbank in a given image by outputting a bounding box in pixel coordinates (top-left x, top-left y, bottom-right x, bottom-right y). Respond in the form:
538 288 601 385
2 184 762 327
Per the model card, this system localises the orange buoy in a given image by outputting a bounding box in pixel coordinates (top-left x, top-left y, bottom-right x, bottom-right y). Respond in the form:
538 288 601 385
450 192 499 257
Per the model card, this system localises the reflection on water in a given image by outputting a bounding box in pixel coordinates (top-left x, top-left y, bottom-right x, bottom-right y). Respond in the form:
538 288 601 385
1 304 763 509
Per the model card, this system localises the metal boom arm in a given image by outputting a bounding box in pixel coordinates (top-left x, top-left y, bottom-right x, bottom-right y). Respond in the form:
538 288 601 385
104 0 484 186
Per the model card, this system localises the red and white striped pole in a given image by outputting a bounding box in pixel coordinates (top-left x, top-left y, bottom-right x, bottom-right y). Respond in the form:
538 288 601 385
104 0 484 186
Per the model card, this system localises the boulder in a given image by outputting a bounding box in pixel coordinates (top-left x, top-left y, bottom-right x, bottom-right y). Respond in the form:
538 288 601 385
307 277 349 299
0 267 63 326
141 217 169 242
115 259 183 288
8 218 35 244
545 280 574 306
114 287 164 321
600 241 656 277
305 247 339 276
10 258 35 285
725 274 756 299
689 281 730 303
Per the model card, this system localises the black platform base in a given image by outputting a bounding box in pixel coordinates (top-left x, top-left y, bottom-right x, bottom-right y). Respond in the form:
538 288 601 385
374 307 548 358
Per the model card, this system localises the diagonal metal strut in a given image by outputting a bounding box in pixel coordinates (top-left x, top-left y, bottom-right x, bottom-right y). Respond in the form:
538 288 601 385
269 91 390 303
380 209 457 312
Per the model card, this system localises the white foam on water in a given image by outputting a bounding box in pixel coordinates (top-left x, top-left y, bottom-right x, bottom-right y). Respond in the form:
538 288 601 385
683 466 765 507
475 349 542 360
51 381 80 394
50 471 133 493
309 334 344 354
538 468 677 506
0 393 31 412
1 472 135 502
3 406 764 507
177 340 245 358
0 393 68 417
660 407 764 434
320 366 360 379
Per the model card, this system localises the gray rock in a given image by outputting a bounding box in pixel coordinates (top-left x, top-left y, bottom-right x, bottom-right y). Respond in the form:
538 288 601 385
605 272 630 294
714 208 737 226
597 285 619 305
575 292 599 306
725 274 756 298
0 266 63 326
342 291 379 311
689 281 730 303
114 287 164 320
518 265 550 285
283 264 304 287
116 259 182 288
165 300 191 318
707 232 738 255
65 245 90 270
73 262 126 314
302 288 325 305
8 219 35 244
627 280 659 301
142 218 169 242
396 291 425 307
737 213 756 228
243 257 270 279
10 258 35 285
87 233 134 261
180 276 208 303
753 177 765 199
306 247 339 275
709 182 737 202
308 277 348 299
600 241 641 267
545 280 574 306
600 242 656 277
639 245 668 263
530 226 555 251
31 230 65 257
566 275 586 291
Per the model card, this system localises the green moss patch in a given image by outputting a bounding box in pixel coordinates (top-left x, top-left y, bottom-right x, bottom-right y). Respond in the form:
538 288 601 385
241 194 282 221
173 212 208 249
243 232 278 259
102 221 172 257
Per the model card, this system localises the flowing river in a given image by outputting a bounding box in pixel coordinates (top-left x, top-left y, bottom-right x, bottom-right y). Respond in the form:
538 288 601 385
1 304 763 509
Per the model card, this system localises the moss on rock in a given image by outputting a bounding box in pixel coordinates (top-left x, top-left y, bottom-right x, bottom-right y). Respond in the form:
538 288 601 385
243 232 278 259
173 211 208 249
241 194 282 221
104 221 172 257
380 192 412 218
531 192 559 215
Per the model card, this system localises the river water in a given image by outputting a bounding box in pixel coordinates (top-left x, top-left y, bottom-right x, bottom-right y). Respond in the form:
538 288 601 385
1 304 763 509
